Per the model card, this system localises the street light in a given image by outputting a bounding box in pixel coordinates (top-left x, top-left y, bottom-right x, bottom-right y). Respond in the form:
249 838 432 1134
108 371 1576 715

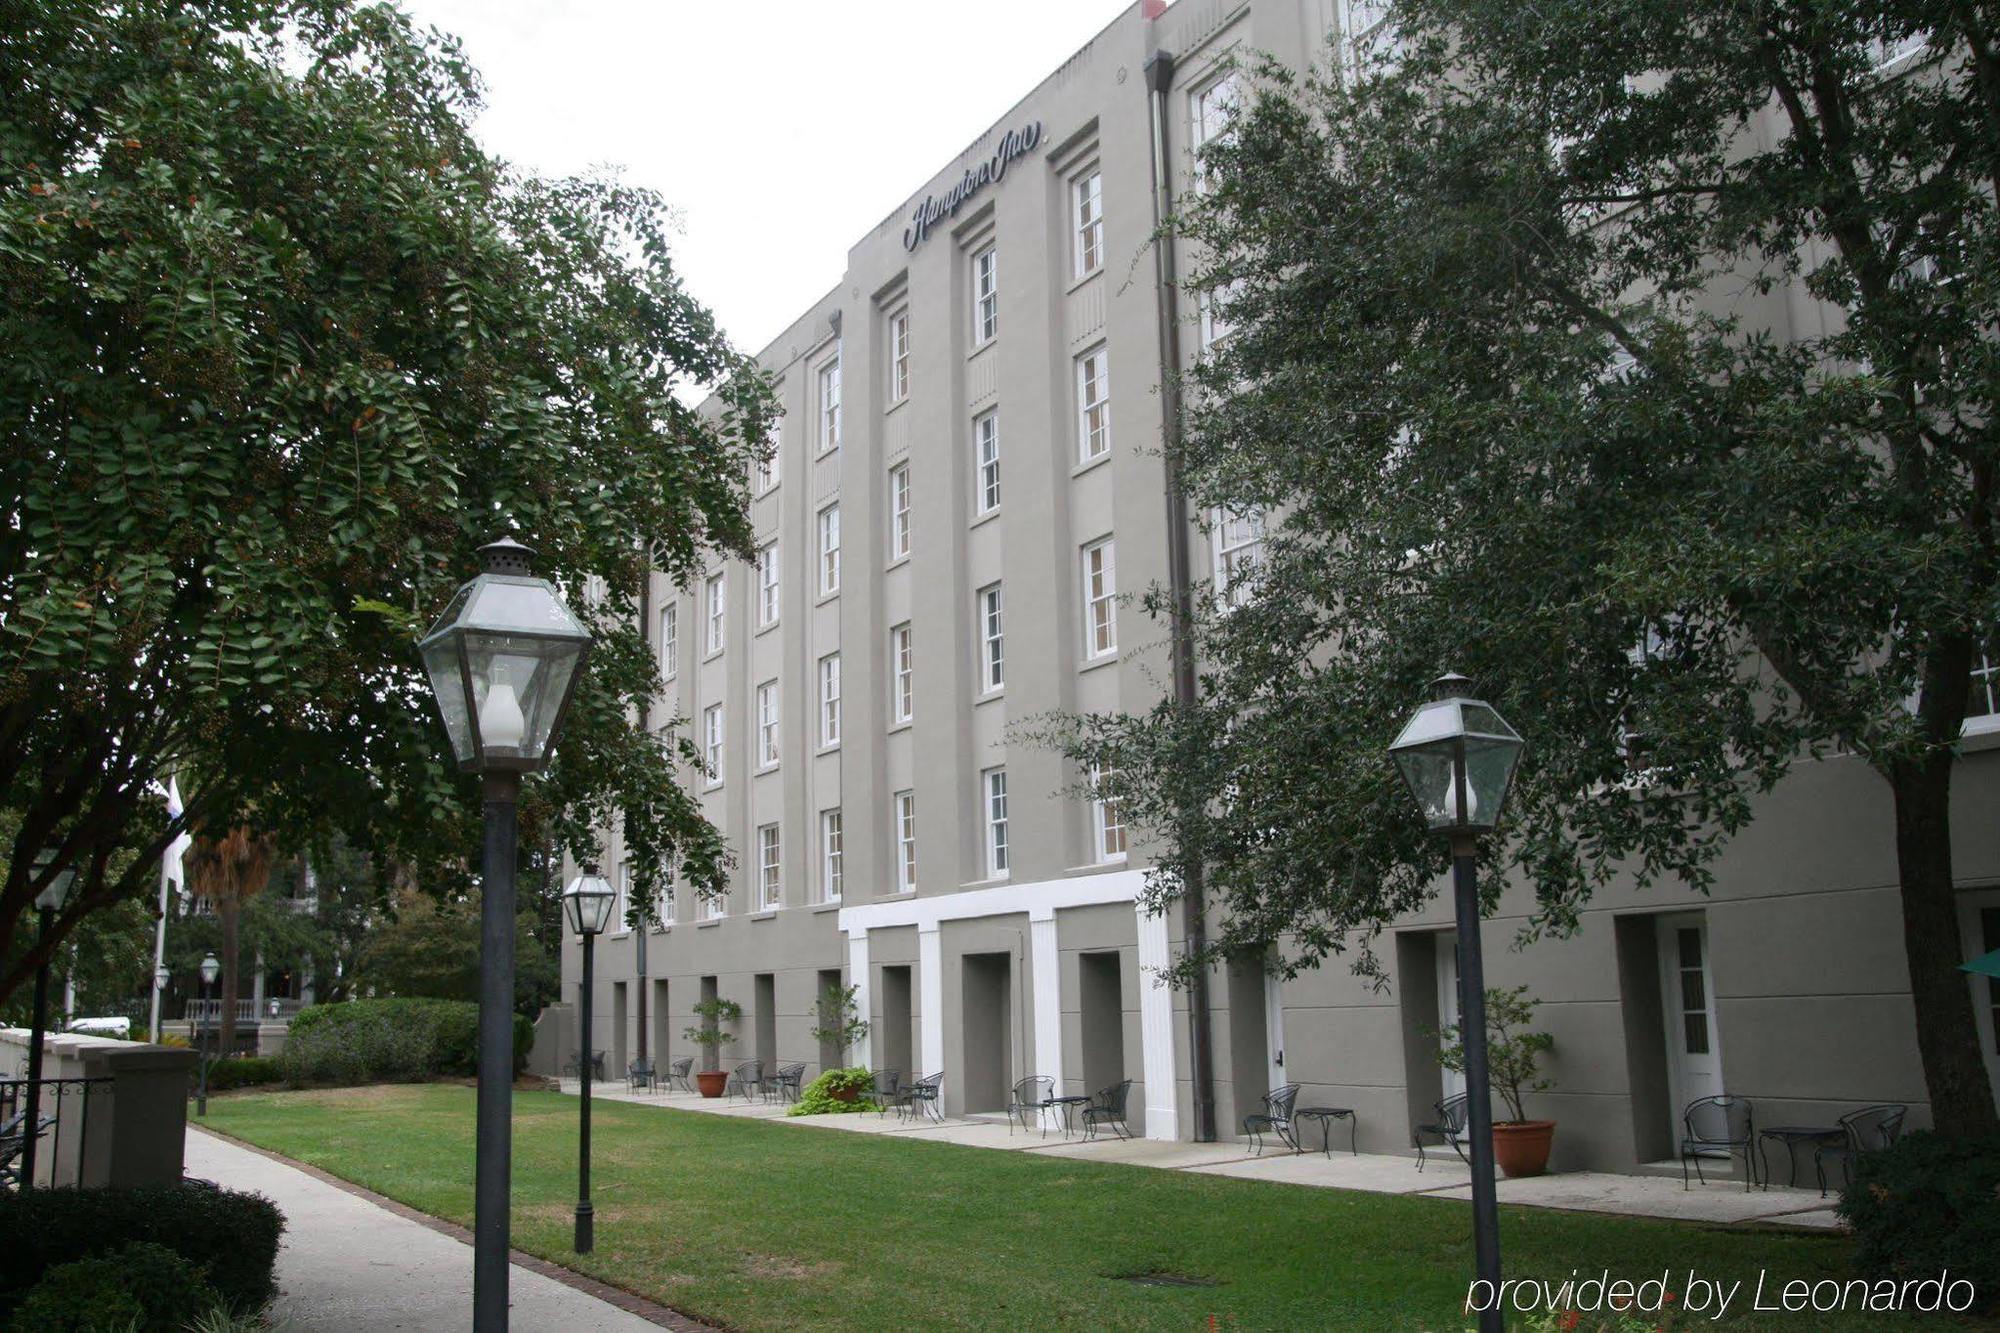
1388 672 1525 1333
196 951 220 1117
562 866 616 1255
419 535 591 1333
21 850 78 1190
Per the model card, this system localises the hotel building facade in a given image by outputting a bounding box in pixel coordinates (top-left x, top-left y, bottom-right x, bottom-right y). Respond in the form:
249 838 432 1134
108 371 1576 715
558 0 2000 1170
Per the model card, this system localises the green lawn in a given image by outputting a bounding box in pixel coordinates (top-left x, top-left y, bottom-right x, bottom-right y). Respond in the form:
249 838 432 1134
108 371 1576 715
204 1085 1906 1330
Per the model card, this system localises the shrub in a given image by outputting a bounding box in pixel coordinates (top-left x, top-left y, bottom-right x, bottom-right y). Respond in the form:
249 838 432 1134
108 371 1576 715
1838 1130 2000 1311
15 1240 219 1332
279 998 532 1087
789 1066 876 1116
0 1184 282 1322
204 1056 282 1092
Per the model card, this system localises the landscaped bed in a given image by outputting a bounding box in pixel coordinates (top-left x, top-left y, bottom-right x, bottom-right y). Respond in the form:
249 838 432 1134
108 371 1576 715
203 1085 1911 1330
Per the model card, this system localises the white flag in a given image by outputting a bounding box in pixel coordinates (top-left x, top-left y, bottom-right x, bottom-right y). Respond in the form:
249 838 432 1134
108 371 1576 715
164 778 192 892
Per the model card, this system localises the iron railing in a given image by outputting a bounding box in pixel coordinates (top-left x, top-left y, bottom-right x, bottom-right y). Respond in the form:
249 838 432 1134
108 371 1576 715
1 1076 109 1190
182 997 305 1025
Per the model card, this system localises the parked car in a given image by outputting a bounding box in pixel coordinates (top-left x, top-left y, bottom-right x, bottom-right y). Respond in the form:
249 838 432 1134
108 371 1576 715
66 1016 131 1038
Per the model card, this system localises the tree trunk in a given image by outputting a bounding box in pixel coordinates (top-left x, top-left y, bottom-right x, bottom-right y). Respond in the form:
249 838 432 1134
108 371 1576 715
1891 759 1999 1137
218 900 240 1056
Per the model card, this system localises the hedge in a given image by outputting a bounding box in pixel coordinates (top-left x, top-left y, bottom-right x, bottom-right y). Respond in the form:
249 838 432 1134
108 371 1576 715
205 1055 282 1092
1837 1130 2000 1312
279 998 532 1087
0 1183 282 1321
15 1240 219 1332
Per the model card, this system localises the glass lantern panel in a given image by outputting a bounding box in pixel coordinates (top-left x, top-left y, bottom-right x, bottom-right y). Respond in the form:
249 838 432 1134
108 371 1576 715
1392 743 1465 831
1461 734 1523 830
1389 698 1464 750
462 577 589 637
1458 700 1523 744
422 583 476 641
565 877 617 934
420 636 475 763
463 632 583 764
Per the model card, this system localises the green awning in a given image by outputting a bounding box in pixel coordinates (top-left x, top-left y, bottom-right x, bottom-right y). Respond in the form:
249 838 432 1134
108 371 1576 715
1962 948 2000 980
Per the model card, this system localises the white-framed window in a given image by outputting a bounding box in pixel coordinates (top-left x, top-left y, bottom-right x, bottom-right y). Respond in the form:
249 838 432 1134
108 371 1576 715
702 889 726 922
757 823 781 911
1083 538 1117 658
820 808 844 903
891 622 914 724
702 703 724 785
1092 762 1128 863
983 767 1010 877
974 410 1001 515
612 863 631 934
1191 70 1242 188
979 584 1005 693
1072 169 1103 279
753 425 778 494
756 679 779 768
893 790 917 893
889 461 912 561
1076 345 1111 464
1211 507 1267 607
659 603 678 680
817 503 841 595
1872 29 1929 71
657 861 676 926
889 309 910 404
756 542 780 628
1339 0 1402 73
818 652 841 747
972 246 998 345
817 355 842 454
1198 279 1245 352
1968 636 2000 734
704 572 725 656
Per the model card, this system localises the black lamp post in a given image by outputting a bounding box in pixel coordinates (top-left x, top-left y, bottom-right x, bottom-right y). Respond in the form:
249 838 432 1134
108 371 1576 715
1388 673 1525 1333
418 536 591 1333
562 866 616 1255
196 951 220 1116
21 851 78 1191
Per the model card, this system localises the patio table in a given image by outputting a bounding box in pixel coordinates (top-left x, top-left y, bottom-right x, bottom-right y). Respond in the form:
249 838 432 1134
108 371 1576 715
1296 1106 1358 1158
1047 1094 1092 1139
1757 1125 1844 1194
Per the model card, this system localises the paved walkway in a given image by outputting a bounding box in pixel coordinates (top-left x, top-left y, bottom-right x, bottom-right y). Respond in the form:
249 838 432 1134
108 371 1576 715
186 1129 700 1331
562 1079 1845 1230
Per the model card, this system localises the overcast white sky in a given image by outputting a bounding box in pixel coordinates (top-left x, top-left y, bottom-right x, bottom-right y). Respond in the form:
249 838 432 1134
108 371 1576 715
398 0 1142 359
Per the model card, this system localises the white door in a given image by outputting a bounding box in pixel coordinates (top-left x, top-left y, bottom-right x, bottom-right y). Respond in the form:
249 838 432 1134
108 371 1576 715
1658 914 1722 1133
1436 935 1466 1100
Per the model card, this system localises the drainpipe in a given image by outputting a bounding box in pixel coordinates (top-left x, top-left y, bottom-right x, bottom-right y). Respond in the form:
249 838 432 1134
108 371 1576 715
1144 45 1218 1144
634 563 652 1073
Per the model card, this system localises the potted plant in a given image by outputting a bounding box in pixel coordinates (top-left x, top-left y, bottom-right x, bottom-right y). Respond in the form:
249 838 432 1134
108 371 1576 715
808 984 871 1098
683 997 742 1097
1435 984 1558 1177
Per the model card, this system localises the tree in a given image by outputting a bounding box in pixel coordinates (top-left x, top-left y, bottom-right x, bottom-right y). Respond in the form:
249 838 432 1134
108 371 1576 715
0 0 775 1002
184 826 276 1053
1051 4 2000 1135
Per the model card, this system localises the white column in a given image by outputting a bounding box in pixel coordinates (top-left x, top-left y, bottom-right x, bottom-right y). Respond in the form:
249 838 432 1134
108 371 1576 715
1135 905 1180 1141
1264 970 1287 1093
1029 912 1063 1131
846 929 872 1070
919 925 944 1077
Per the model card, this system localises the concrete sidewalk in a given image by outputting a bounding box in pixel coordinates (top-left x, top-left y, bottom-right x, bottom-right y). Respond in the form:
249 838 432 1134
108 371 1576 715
186 1129 699 1331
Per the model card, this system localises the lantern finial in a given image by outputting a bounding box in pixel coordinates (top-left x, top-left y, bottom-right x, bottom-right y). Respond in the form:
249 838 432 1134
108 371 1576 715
1431 671 1474 702
479 535 536 577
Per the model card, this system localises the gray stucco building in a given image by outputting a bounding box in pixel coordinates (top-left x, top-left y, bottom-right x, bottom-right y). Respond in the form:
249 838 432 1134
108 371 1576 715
559 0 2000 1172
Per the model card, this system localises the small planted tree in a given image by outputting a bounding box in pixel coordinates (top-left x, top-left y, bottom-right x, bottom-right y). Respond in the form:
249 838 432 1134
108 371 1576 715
1435 985 1555 1125
809 984 870 1059
684 997 742 1062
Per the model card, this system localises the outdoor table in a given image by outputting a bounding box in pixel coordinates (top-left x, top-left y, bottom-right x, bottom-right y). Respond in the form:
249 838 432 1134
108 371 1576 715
1047 1094 1092 1139
1295 1106 1358 1158
1757 1125 1844 1195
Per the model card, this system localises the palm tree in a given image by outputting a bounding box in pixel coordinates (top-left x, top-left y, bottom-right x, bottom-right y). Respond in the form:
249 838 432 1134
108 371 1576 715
185 826 276 1055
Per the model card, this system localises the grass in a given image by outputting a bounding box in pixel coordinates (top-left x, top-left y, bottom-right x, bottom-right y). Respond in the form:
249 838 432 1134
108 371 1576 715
203 1084 1913 1331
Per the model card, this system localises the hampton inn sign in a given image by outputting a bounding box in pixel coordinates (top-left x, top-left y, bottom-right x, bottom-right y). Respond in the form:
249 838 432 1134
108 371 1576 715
902 121 1044 250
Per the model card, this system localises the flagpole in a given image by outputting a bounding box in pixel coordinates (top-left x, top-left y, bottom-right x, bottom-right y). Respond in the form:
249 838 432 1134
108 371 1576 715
148 853 169 1043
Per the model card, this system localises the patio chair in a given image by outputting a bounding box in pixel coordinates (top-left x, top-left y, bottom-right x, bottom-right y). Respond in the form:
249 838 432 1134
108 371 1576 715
1681 1094 1758 1191
1415 1092 1471 1171
729 1058 765 1103
0 1108 50 1189
1008 1075 1057 1136
627 1058 654 1092
1815 1104 1908 1195
1081 1078 1134 1141
1243 1083 1301 1155
768 1062 808 1104
667 1056 694 1093
872 1069 902 1115
899 1071 945 1124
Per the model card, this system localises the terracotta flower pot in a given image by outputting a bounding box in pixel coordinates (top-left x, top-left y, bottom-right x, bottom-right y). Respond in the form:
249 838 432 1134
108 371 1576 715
695 1069 729 1099
1492 1120 1557 1177
831 1085 859 1103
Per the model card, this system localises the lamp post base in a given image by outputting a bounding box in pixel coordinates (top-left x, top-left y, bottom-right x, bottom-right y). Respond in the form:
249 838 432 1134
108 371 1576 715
574 1202 594 1255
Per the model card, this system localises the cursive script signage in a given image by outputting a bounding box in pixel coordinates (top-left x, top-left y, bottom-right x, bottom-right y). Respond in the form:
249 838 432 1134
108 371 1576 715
902 121 1044 251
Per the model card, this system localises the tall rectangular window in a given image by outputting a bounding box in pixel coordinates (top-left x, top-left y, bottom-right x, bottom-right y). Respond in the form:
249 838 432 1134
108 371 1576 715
702 704 724 785
889 309 910 404
974 410 1000 515
820 809 844 904
1076 346 1111 463
889 461 912 560
753 426 778 494
894 790 917 893
891 623 914 724
756 543 780 628
818 356 842 454
1092 762 1127 863
757 824 781 911
1191 72 1242 160
1968 636 1999 727
1083 538 1117 658
1072 169 1103 278
979 584 1005 693
756 679 779 768
817 503 841 595
658 861 676 926
983 767 1010 877
972 246 998 345
1212 507 1267 607
818 652 841 747
659 603 678 680
704 573 725 655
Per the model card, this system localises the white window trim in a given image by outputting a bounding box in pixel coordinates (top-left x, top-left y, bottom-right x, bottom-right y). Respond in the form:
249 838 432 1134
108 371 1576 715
1092 763 1128 864
1210 507 1266 608
974 410 1001 516
817 354 842 455
891 623 915 725
704 573 725 657
754 425 779 495
889 461 912 562
894 790 918 894
1072 168 1103 280
702 704 724 788
888 309 910 405
756 542 780 629
984 767 1010 878
979 583 1005 694
1076 345 1111 465
820 808 844 904
659 603 678 680
1083 537 1118 660
819 652 842 748
756 679 780 769
972 246 998 347
757 823 782 911
817 502 841 596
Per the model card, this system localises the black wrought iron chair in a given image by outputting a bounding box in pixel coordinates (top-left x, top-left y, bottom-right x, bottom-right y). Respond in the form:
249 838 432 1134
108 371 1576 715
1681 1094 1758 1190
729 1058 765 1103
667 1056 694 1094
872 1069 902 1115
1243 1083 1302 1155
1415 1092 1471 1171
768 1062 808 1104
1081 1079 1134 1141
1008 1075 1057 1136
899 1071 945 1123
1816 1104 1908 1195
627 1058 654 1092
